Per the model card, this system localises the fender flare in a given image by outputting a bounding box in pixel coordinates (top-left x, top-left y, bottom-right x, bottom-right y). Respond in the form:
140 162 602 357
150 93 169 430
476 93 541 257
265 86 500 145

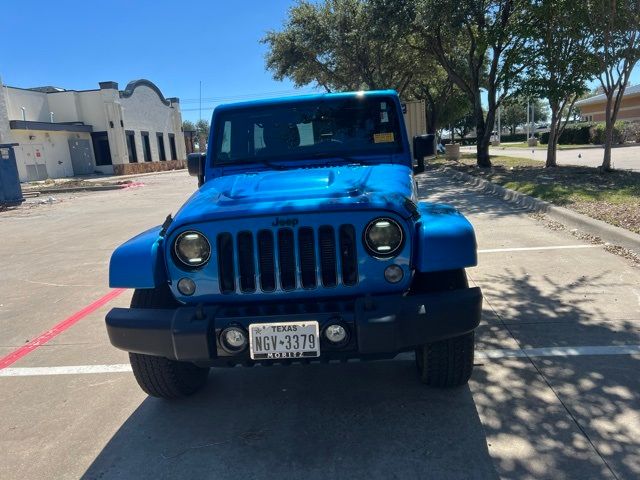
413 202 478 273
109 226 167 289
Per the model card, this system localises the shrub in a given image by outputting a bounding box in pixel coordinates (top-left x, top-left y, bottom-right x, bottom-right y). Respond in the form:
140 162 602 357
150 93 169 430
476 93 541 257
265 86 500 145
622 121 640 143
500 133 527 142
590 121 628 145
540 123 594 145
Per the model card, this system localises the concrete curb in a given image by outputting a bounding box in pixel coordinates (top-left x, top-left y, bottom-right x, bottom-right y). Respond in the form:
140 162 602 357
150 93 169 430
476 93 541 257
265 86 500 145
440 166 640 255
24 185 126 194
83 168 186 183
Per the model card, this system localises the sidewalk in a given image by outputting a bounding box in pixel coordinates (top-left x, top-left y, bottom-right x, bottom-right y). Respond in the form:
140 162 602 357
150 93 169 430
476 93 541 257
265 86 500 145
460 144 640 172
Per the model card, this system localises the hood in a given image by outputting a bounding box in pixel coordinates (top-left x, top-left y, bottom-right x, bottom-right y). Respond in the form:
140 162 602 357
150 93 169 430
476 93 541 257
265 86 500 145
169 163 414 231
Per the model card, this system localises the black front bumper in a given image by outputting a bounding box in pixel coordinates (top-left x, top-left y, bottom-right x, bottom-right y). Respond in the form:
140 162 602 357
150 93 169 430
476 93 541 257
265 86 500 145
105 288 482 366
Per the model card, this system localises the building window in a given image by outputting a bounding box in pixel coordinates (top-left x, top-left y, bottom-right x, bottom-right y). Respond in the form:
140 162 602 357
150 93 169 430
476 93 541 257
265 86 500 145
91 132 112 166
125 130 138 163
168 133 177 160
141 131 152 162
157 133 166 161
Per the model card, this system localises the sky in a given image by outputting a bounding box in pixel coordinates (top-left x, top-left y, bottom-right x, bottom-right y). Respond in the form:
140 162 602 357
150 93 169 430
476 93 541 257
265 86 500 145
1 0 639 123
0 0 318 123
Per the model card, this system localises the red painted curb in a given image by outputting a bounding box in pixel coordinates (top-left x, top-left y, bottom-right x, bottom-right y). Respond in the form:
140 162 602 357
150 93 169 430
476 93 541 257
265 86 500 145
0 288 126 370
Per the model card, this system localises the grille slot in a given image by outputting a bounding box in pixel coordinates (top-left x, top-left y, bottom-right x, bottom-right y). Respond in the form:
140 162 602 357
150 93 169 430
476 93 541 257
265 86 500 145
257 230 276 292
237 231 256 293
217 233 235 294
298 227 317 289
339 224 358 286
277 228 296 291
318 226 337 287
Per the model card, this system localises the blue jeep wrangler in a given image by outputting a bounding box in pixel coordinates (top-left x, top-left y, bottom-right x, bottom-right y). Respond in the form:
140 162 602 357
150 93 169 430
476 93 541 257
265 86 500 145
106 90 482 398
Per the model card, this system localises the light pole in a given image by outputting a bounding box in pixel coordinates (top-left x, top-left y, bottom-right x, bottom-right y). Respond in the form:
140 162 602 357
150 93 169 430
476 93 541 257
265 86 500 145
526 99 530 139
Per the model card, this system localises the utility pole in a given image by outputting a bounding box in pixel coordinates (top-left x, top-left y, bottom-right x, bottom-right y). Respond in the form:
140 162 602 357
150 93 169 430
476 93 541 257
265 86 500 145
526 99 530 139
531 101 535 137
497 104 501 143
199 80 202 123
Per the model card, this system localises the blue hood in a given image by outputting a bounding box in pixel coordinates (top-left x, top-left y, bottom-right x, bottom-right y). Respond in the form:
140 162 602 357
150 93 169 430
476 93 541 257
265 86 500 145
169 163 415 232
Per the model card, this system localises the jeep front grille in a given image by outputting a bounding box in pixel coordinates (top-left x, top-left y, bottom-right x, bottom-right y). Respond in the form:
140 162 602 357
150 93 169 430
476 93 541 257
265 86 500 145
216 225 359 294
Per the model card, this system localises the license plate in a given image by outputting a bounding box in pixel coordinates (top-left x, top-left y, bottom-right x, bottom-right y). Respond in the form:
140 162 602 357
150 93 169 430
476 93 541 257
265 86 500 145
249 321 320 360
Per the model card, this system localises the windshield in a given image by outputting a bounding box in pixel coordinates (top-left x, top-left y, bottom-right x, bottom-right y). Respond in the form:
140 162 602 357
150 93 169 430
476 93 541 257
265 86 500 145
213 96 402 166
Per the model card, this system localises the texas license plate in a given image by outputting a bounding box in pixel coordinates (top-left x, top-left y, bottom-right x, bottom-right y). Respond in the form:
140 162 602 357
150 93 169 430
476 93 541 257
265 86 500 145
249 321 320 360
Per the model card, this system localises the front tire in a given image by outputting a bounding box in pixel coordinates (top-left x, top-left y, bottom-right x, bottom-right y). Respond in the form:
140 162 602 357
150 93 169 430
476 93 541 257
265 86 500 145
128 285 209 399
416 331 474 387
412 269 475 387
129 352 210 399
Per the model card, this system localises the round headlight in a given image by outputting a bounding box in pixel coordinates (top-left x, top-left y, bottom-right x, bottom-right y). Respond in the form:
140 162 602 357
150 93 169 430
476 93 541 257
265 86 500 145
364 218 404 257
174 231 211 268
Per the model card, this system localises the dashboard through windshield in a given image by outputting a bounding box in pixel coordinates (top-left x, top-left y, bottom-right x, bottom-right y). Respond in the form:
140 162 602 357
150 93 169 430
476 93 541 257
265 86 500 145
212 96 402 166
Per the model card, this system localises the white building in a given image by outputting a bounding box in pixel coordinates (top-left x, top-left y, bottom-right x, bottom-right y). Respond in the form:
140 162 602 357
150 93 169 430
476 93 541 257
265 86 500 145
0 76 186 182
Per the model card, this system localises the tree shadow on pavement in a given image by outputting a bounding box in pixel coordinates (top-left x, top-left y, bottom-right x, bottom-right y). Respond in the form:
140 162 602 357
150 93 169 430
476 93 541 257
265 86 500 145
82 360 499 480
415 172 532 219
471 269 640 480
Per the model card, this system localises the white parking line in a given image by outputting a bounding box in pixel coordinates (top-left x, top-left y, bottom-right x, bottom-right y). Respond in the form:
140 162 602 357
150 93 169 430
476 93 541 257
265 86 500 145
1 345 639 377
0 364 132 377
478 345 640 359
478 245 600 254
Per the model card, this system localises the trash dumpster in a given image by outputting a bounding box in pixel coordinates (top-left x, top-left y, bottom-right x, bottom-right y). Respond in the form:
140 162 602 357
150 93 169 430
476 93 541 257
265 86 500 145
412 134 436 172
0 144 24 207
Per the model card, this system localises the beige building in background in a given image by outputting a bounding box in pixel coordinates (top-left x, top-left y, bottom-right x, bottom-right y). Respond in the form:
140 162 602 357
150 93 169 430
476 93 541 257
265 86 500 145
0 77 186 182
576 84 640 123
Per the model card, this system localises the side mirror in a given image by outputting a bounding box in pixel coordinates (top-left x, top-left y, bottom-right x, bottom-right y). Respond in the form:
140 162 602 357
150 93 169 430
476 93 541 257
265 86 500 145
413 134 436 173
187 152 206 187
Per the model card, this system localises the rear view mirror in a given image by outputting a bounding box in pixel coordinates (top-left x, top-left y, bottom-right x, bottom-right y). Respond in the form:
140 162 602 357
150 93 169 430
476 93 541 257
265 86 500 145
187 153 206 187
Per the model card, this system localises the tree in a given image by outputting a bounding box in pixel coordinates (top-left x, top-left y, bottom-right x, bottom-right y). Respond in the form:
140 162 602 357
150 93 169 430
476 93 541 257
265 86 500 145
525 0 597 168
410 0 532 167
182 120 196 132
501 98 548 135
453 111 476 141
262 0 418 95
195 119 210 152
407 62 473 134
586 0 640 171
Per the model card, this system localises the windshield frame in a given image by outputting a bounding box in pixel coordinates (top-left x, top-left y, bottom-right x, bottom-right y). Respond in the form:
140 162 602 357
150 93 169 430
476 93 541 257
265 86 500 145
209 94 406 169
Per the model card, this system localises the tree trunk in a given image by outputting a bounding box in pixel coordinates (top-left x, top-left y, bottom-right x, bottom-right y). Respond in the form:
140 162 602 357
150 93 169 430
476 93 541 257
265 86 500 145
427 109 438 135
474 97 491 168
545 106 559 168
601 96 614 172
602 122 613 171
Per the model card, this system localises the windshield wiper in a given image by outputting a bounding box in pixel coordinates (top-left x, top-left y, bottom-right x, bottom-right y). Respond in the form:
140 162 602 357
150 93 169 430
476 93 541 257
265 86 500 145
254 159 293 170
309 152 365 165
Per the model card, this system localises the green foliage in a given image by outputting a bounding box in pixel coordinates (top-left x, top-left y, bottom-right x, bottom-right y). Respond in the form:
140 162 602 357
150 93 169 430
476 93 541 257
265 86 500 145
621 121 640 143
591 121 629 145
585 0 640 169
411 0 534 166
195 119 210 151
540 123 593 145
182 120 196 132
501 98 548 134
262 0 418 94
540 121 640 145
406 61 473 133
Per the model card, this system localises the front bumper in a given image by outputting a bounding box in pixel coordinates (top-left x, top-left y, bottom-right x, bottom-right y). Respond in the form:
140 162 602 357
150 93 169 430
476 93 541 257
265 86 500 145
105 287 482 366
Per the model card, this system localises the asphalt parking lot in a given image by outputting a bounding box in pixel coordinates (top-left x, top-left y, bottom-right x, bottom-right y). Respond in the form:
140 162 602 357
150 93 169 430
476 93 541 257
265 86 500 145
1 170 639 480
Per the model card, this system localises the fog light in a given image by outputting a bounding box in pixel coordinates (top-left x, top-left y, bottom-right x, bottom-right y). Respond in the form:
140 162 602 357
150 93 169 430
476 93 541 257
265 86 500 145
222 327 247 351
177 277 196 295
325 324 348 344
384 264 404 283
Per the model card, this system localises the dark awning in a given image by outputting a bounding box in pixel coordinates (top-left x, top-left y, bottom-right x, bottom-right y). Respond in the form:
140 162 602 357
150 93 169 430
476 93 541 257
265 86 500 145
9 120 93 133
